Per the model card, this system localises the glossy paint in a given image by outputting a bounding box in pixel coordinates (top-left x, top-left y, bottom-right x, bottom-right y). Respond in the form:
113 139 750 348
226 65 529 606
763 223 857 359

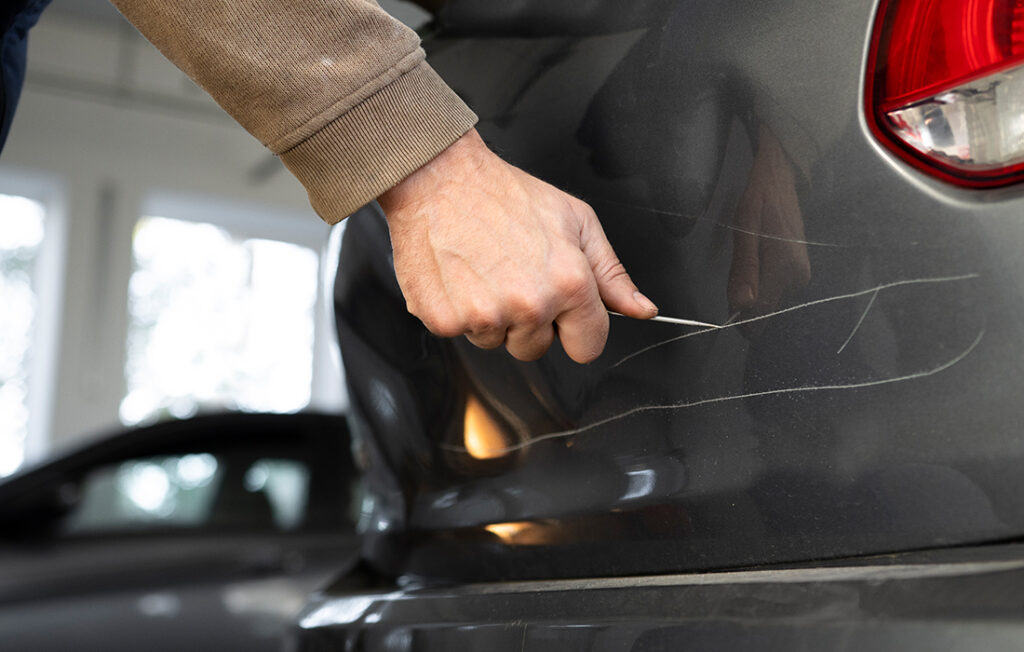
334 0 1024 586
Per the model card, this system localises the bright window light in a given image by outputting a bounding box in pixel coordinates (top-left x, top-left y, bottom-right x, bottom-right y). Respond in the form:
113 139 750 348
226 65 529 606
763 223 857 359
121 216 319 425
0 193 45 477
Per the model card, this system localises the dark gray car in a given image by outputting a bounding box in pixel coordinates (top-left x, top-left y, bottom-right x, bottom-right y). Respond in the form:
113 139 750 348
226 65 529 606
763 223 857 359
298 0 1024 649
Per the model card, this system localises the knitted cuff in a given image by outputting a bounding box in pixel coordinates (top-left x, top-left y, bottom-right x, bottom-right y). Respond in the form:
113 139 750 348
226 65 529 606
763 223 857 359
279 60 478 224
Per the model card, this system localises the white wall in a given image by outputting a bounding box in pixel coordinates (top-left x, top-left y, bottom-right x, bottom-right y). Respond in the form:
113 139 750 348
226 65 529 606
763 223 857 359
2 4 393 457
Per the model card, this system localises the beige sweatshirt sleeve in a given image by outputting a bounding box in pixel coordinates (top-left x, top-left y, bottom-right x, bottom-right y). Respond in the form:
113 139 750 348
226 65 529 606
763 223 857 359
110 0 478 223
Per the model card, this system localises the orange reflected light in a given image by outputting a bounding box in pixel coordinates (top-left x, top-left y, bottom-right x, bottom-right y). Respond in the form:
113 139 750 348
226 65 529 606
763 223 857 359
483 521 551 546
484 522 530 542
463 394 510 459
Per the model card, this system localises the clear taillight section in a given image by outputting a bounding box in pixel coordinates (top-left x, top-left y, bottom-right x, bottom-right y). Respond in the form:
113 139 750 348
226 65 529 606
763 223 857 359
867 0 1024 186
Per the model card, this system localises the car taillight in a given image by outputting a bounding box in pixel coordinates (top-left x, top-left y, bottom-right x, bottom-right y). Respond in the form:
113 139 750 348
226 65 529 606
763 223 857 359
867 0 1024 186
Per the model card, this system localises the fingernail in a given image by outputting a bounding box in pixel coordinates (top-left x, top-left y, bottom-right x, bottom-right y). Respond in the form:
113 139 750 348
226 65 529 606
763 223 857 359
633 291 658 315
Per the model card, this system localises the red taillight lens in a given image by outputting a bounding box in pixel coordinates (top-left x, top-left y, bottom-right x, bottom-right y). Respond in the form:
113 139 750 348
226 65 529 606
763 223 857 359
868 0 1024 186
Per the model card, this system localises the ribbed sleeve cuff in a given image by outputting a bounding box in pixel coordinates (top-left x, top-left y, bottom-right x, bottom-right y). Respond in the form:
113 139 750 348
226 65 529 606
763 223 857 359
279 60 478 224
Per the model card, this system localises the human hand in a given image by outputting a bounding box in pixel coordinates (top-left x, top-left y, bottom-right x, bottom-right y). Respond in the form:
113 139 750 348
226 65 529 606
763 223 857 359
378 129 657 363
727 126 811 324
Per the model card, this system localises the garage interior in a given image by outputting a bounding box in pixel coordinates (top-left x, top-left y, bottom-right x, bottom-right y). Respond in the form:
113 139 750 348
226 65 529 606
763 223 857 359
0 0 427 476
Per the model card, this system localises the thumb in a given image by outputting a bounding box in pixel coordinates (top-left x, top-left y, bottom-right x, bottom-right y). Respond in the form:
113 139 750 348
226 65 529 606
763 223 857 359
578 206 658 320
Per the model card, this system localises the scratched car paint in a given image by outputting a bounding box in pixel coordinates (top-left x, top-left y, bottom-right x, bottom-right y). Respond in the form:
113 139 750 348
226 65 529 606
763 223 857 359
301 0 1024 649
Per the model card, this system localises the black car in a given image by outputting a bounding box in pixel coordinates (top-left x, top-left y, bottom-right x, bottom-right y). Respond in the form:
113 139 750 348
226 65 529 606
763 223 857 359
0 412 359 652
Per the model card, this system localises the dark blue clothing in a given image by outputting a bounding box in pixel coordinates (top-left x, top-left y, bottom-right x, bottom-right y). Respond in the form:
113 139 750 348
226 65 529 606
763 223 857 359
1 0 51 152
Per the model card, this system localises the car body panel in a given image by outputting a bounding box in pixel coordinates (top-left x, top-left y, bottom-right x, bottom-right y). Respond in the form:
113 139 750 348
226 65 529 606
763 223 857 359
334 0 1024 586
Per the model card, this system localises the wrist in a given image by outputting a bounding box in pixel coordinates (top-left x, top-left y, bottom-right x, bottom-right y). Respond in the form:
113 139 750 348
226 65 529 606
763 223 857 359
379 128 489 216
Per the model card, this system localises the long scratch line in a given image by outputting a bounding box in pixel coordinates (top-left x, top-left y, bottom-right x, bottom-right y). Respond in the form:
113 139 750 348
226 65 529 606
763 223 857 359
595 197 846 248
440 328 985 456
611 273 980 369
837 288 879 355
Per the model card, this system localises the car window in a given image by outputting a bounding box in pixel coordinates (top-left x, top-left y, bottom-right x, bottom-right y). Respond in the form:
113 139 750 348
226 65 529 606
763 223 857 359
61 453 310 536
242 458 310 531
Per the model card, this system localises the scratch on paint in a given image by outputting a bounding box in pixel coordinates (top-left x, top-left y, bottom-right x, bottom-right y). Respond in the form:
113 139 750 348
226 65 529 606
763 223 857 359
596 197 847 248
440 328 984 456
612 273 980 369
837 288 879 355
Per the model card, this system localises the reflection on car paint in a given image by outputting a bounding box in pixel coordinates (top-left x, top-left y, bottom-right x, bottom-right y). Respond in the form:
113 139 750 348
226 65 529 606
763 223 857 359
333 0 1019 586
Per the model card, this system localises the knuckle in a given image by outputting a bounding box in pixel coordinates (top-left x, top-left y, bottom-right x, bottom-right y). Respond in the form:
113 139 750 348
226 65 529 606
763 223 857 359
507 293 546 325
570 197 597 220
553 265 592 299
593 258 629 285
465 306 503 335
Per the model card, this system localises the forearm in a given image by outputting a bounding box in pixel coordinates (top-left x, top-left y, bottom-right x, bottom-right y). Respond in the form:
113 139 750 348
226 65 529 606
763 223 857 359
111 0 476 222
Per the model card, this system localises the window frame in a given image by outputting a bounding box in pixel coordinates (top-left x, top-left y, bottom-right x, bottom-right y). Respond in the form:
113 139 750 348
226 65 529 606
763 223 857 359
0 167 67 474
